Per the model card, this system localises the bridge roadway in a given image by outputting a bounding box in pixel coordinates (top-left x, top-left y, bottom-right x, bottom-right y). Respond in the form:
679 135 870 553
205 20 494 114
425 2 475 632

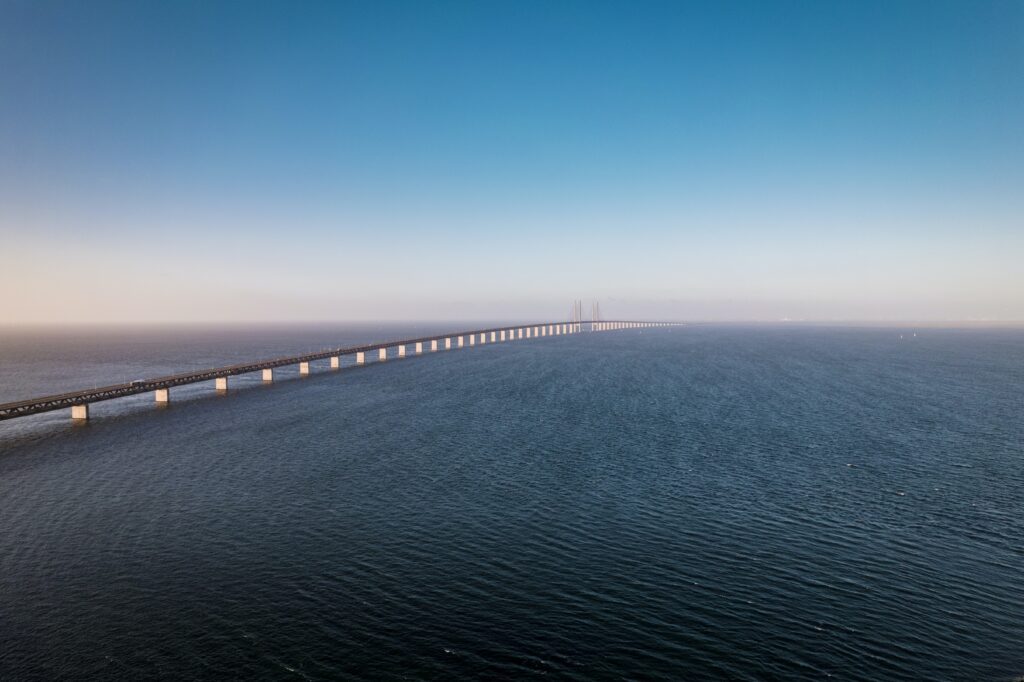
0 321 675 422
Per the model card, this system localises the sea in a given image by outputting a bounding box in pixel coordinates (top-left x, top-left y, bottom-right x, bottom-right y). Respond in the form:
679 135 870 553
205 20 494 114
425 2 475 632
0 324 1021 680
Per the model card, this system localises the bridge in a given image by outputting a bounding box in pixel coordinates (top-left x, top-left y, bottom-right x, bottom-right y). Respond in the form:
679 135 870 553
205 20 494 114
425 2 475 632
0 321 678 423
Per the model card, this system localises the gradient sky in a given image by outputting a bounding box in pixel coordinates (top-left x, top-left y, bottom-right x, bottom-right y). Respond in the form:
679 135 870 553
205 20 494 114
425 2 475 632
1 0 1021 323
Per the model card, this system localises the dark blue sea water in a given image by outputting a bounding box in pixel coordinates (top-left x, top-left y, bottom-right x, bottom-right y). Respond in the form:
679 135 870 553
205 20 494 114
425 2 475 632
1 324 1022 680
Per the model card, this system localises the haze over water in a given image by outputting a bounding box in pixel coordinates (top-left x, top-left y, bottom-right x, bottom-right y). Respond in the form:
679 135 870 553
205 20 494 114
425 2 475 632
2 324 1021 679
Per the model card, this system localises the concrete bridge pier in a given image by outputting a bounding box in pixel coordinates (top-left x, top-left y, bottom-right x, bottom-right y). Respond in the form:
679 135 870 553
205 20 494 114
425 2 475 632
263 369 274 381
480 333 486 344
356 352 365 365
330 357 340 370
445 338 452 350
431 340 438 351
458 336 464 348
216 377 228 391
155 388 170 403
398 345 406 358
491 331 496 342
379 348 388 361
416 342 423 354
71 404 89 421
469 335 476 346
299 362 310 375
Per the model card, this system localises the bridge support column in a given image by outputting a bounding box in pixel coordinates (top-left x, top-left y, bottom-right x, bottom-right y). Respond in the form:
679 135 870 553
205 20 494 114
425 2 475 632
458 336 464 348
263 369 274 381
299 362 310 375
155 388 169 403
469 335 475 346
431 340 438 351
356 352 365 364
500 330 505 341
330 357 340 369
416 342 423 354
216 377 228 391
398 345 406 358
71 404 89 421
525 328 531 338
490 331 496 342
480 333 486 344
379 348 388 361
445 338 451 350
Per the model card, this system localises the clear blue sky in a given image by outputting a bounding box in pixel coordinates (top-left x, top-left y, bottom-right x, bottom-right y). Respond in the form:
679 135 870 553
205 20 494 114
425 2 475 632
1 0 1021 323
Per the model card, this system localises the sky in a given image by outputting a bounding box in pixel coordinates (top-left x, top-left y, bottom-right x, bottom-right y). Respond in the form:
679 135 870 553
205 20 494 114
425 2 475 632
1 0 1021 323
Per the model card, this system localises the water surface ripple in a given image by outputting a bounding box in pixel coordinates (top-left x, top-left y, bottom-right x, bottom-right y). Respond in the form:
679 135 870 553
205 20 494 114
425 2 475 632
0 326 1022 679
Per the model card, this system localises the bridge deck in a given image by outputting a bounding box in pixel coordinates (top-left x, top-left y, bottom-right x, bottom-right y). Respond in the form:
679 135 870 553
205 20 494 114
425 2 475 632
0 321 664 421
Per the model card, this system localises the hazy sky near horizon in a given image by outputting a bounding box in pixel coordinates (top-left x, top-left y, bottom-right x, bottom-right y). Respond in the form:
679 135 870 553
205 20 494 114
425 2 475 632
1 0 1022 323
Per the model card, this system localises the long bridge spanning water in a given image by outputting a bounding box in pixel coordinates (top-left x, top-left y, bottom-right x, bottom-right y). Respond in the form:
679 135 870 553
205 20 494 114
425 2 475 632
0 321 678 423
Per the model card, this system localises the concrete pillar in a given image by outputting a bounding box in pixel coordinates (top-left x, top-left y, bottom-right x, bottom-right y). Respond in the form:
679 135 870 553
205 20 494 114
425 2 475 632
445 338 451 350
398 345 406 357
71 404 89 421
330 356 340 369
299 361 310 375
526 328 531 338
356 352 365 364
155 388 169 403
516 328 522 339
479 333 486 344
490 331 496 342
379 348 387 361
431 340 438 352
500 330 506 341
215 377 228 391
534 326 539 337
458 336 464 347
469 335 476 346
416 342 423 354
263 369 274 381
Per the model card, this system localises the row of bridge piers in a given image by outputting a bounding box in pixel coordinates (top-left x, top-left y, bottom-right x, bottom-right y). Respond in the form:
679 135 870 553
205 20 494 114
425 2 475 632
66 321 671 421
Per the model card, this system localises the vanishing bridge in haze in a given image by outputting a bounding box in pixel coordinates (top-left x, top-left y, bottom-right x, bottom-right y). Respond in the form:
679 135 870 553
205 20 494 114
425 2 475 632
0 321 679 423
